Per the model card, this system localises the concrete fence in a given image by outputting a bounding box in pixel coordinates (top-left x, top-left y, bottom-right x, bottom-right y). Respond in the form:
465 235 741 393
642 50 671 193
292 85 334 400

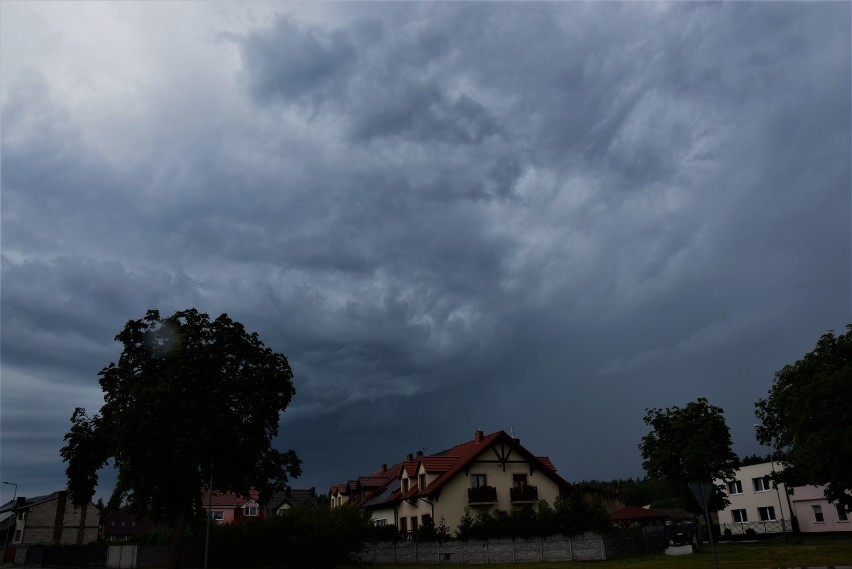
9 544 174 569
358 528 666 565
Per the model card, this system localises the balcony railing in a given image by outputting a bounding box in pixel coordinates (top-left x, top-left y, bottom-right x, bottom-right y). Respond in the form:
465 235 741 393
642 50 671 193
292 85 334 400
468 486 498 503
510 485 538 502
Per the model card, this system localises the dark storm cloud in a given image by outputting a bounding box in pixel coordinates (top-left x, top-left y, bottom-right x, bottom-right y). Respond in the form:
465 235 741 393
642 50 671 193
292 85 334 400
240 15 359 105
1 1 849 498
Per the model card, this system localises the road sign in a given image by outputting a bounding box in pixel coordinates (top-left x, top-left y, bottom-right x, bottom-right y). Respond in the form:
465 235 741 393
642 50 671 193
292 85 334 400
689 482 712 512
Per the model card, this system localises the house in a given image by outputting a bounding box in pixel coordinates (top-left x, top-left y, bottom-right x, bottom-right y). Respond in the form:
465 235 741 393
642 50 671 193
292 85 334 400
102 510 162 543
716 461 792 534
200 489 263 524
330 429 573 536
267 487 320 514
0 491 99 546
201 486 320 522
788 485 851 533
717 461 850 535
611 505 670 528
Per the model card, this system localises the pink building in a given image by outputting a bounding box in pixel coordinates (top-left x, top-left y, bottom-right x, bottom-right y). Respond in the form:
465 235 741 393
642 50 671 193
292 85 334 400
789 485 850 533
200 489 262 524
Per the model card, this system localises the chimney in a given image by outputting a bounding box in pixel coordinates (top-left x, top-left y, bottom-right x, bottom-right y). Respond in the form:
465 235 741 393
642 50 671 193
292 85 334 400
381 464 387 472
416 450 423 458
474 429 483 442
406 453 413 461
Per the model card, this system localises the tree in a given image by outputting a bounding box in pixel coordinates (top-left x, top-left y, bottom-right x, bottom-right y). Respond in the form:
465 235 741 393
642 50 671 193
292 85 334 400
61 309 301 569
639 397 738 513
755 326 852 512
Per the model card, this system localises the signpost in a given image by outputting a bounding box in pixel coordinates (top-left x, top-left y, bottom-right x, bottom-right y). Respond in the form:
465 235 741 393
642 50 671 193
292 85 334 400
689 482 719 569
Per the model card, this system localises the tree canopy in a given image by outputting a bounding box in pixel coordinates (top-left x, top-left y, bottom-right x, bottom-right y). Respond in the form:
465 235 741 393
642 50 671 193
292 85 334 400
61 308 301 567
639 397 738 513
755 326 852 512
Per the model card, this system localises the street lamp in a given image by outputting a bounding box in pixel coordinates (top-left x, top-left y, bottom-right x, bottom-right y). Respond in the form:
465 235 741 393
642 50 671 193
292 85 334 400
2 482 17 567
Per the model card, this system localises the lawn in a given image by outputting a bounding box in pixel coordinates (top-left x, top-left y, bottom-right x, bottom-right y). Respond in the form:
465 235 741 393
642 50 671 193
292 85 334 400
380 535 852 569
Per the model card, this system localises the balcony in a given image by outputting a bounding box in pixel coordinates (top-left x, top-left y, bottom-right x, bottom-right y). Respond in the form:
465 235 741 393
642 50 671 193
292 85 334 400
468 486 498 504
510 485 538 502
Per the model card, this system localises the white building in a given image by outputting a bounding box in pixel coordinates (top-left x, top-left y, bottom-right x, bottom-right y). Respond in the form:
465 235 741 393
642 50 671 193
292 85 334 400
717 461 851 535
716 462 792 535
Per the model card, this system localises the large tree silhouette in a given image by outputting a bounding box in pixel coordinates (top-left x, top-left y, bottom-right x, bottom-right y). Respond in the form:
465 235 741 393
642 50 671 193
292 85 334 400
61 309 301 568
639 397 738 513
755 326 852 513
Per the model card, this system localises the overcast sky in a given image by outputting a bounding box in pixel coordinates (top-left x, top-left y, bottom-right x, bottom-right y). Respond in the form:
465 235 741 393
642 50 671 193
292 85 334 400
1 1 850 504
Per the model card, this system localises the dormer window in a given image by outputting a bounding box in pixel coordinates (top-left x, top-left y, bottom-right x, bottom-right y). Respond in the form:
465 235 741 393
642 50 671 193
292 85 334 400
402 478 409 493
244 505 258 516
419 473 427 490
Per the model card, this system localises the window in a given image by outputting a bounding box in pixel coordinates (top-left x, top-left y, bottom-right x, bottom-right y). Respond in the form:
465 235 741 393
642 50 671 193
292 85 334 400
374 519 386 527
752 476 772 492
410 516 418 533
513 473 528 489
211 511 224 521
471 474 487 488
727 480 743 495
758 506 776 521
732 509 748 523
17 512 24 520
836 504 849 522
14 530 21 542
402 478 409 493
245 505 258 516
400 517 407 532
812 505 824 523
422 514 432 526
419 473 427 490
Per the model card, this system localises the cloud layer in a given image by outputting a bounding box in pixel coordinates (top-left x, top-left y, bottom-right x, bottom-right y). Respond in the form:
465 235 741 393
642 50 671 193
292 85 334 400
1 1 849 499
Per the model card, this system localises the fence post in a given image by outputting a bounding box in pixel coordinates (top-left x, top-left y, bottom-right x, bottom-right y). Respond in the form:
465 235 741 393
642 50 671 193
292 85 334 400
568 535 573 560
539 535 543 562
485 540 489 564
600 532 605 560
512 538 516 563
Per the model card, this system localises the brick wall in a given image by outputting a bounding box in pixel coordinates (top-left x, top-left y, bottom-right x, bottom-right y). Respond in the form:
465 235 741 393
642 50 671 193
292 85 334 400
20 493 99 545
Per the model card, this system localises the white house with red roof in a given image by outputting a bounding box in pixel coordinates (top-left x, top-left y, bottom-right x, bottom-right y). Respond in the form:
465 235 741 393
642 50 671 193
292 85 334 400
330 429 573 536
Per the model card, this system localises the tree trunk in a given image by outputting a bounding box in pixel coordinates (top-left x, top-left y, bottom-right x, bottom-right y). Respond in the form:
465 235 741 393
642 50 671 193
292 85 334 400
166 511 186 569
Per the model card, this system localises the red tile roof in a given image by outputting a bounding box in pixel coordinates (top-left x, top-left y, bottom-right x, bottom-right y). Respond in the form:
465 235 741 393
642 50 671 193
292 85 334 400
419 456 457 472
359 476 391 487
611 506 671 522
341 430 573 509
201 489 259 508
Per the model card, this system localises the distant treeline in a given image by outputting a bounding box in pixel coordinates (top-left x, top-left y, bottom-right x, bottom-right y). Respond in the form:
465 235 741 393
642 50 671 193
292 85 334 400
576 453 772 509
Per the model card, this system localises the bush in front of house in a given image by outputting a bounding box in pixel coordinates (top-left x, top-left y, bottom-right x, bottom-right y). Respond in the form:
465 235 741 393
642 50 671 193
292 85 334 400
202 505 375 569
454 494 613 540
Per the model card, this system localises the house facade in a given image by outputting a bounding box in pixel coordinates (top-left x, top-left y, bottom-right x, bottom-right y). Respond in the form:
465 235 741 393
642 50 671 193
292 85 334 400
102 511 162 543
201 486 319 522
789 485 851 533
717 461 850 535
330 429 572 536
267 487 320 514
0 491 99 546
200 489 262 524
